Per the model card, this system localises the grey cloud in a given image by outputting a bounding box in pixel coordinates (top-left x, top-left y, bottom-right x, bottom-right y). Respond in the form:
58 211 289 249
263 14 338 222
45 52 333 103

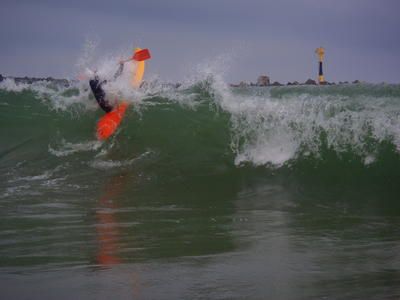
1 0 399 82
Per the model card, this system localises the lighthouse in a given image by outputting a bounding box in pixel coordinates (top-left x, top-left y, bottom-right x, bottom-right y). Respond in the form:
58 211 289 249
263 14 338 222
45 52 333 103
315 47 325 84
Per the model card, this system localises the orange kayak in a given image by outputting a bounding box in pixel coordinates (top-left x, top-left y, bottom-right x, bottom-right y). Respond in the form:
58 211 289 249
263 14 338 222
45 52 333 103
96 102 129 140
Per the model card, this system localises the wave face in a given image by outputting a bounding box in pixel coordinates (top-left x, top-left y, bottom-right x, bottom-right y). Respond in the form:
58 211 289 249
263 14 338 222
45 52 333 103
2 78 400 170
0 78 400 159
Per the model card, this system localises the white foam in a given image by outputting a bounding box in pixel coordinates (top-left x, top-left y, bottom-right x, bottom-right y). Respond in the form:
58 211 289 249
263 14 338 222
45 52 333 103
49 140 102 157
0 78 30 92
89 150 153 170
221 88 400 166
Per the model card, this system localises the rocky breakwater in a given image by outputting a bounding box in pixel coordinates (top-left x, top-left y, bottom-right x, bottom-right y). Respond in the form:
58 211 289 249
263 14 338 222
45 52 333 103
229 76 367 87
0 74 71 87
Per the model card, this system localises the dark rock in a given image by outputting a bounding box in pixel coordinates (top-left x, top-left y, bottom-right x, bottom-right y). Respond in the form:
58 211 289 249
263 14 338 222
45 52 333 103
352 80 360 84
0 74 3 82
5 75 72 87
304 79 317 85
271 81 282 86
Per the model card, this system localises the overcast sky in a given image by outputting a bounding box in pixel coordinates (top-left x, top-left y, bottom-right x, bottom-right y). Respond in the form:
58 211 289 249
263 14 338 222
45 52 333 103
1 0 400 83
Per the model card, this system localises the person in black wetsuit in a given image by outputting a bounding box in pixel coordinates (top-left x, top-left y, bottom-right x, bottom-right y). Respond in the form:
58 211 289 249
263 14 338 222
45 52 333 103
89 62 124 113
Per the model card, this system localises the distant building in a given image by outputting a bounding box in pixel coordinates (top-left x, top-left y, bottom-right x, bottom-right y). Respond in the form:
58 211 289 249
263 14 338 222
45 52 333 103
257 75 270 86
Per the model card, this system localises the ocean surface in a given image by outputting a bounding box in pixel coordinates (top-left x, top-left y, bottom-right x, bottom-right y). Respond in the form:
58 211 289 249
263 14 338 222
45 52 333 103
1 76 400 299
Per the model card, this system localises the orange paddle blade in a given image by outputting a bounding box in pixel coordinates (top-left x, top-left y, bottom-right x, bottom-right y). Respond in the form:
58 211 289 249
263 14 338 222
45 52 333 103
132 49 151 61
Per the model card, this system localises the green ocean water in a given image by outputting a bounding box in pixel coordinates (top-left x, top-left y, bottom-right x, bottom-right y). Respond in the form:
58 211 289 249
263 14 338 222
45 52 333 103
1 78 400 299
